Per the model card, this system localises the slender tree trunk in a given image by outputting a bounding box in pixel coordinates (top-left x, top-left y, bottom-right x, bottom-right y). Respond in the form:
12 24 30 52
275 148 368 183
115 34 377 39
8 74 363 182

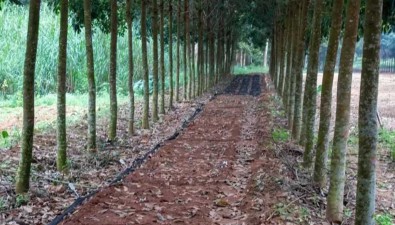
278 23 286 95
152 0 159 121
301 0 324 168
188 7 193 100
355 0 383 224
83 0 96 151
176 0 181 102
15 0 41 194
183 0 188 100
141 0 150 129
287 2 301 130
159 0 165 114
56 0 68 173
283 7 293 110
263 39 268 68
313 0 344 188
327 0 361 222
108 0 118 141
292 0 310 142
169 0 174 109
198 2 203 96
126 0 135 135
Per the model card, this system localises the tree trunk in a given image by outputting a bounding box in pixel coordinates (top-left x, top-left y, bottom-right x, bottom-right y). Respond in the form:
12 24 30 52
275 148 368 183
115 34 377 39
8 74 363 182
15 0 41 194
141 0 150 129
292 0 310 142
355 0 383 224
183 0 188 100
301 0 324 168
287 2 301 130
176 0 181 102
159 0 165 114
198 2 203 96
313 0 344 188
283 7 293 110
126 0 135 135
327 0 361 222
169 0 174 109
263 39 268 68
83 0 97 151
56 0 68 173
152 0 159 121
108 0 118 141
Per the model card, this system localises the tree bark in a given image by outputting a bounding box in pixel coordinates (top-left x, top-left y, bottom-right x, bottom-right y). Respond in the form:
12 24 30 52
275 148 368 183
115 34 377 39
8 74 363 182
355 0 383 224
183 0 188 100
56 0 68 173
152 0 159 121
287 1 301 130
301 0 324 168
108 0 118 141
327 0 361 222
169 0 174 109
141 0 150 129
292 0 310 142
159 0 165 114
313 0 344 188
126 0 135 135
15 0 41 194
83 0 97 151
176 0 181 102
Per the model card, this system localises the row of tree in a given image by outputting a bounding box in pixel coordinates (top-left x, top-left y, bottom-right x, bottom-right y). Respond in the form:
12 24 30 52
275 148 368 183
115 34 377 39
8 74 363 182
270 0 384 224
14 0 245 194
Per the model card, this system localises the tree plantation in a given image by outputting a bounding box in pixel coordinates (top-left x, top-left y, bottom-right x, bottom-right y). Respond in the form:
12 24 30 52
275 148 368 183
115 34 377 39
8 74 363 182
0 0 394 224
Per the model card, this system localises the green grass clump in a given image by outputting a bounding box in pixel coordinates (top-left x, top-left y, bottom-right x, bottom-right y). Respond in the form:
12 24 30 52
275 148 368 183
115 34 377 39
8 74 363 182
272 128 289 143
374 213 394 225
378 128 395 161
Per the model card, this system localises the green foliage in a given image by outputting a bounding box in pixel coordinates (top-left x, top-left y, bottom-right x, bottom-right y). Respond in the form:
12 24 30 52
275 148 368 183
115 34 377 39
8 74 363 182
1 130 9 139
374 213 394 225
133 77 154 96
0 197 5 210
233 65 268 75
15 194 29 207
0 2 156 97
378 128 395 161
272 128 289 143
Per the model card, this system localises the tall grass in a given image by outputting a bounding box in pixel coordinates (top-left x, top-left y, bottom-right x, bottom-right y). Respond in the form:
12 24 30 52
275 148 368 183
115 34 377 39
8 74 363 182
0 2 162 97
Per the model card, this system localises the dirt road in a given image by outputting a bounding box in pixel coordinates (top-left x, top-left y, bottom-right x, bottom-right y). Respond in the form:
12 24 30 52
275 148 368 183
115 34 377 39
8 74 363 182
58 75 300 225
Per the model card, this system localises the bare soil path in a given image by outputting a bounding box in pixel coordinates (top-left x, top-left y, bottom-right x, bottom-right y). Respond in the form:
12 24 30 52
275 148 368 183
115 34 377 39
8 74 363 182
59 75 297 225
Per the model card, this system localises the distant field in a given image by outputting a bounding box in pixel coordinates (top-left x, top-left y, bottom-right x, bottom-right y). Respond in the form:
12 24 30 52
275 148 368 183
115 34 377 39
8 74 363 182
315 72 395 130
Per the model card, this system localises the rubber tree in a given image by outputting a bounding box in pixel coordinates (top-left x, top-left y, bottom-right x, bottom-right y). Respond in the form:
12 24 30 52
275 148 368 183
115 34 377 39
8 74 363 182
15 0 41 194
108 0 118 141
83 0 97 151
159 0 165 114
287 1 301 130
197 0 203 96
313 0 344 188
355 0 383 224
169 0 174 109
176 0 181 102
292 0 310 142
326 0 361 222
183 0 189 100
141 0 150 129
56 0 69 173
301 0 324 168
283 5 295 112
126 0 135 135
152 0 159 121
